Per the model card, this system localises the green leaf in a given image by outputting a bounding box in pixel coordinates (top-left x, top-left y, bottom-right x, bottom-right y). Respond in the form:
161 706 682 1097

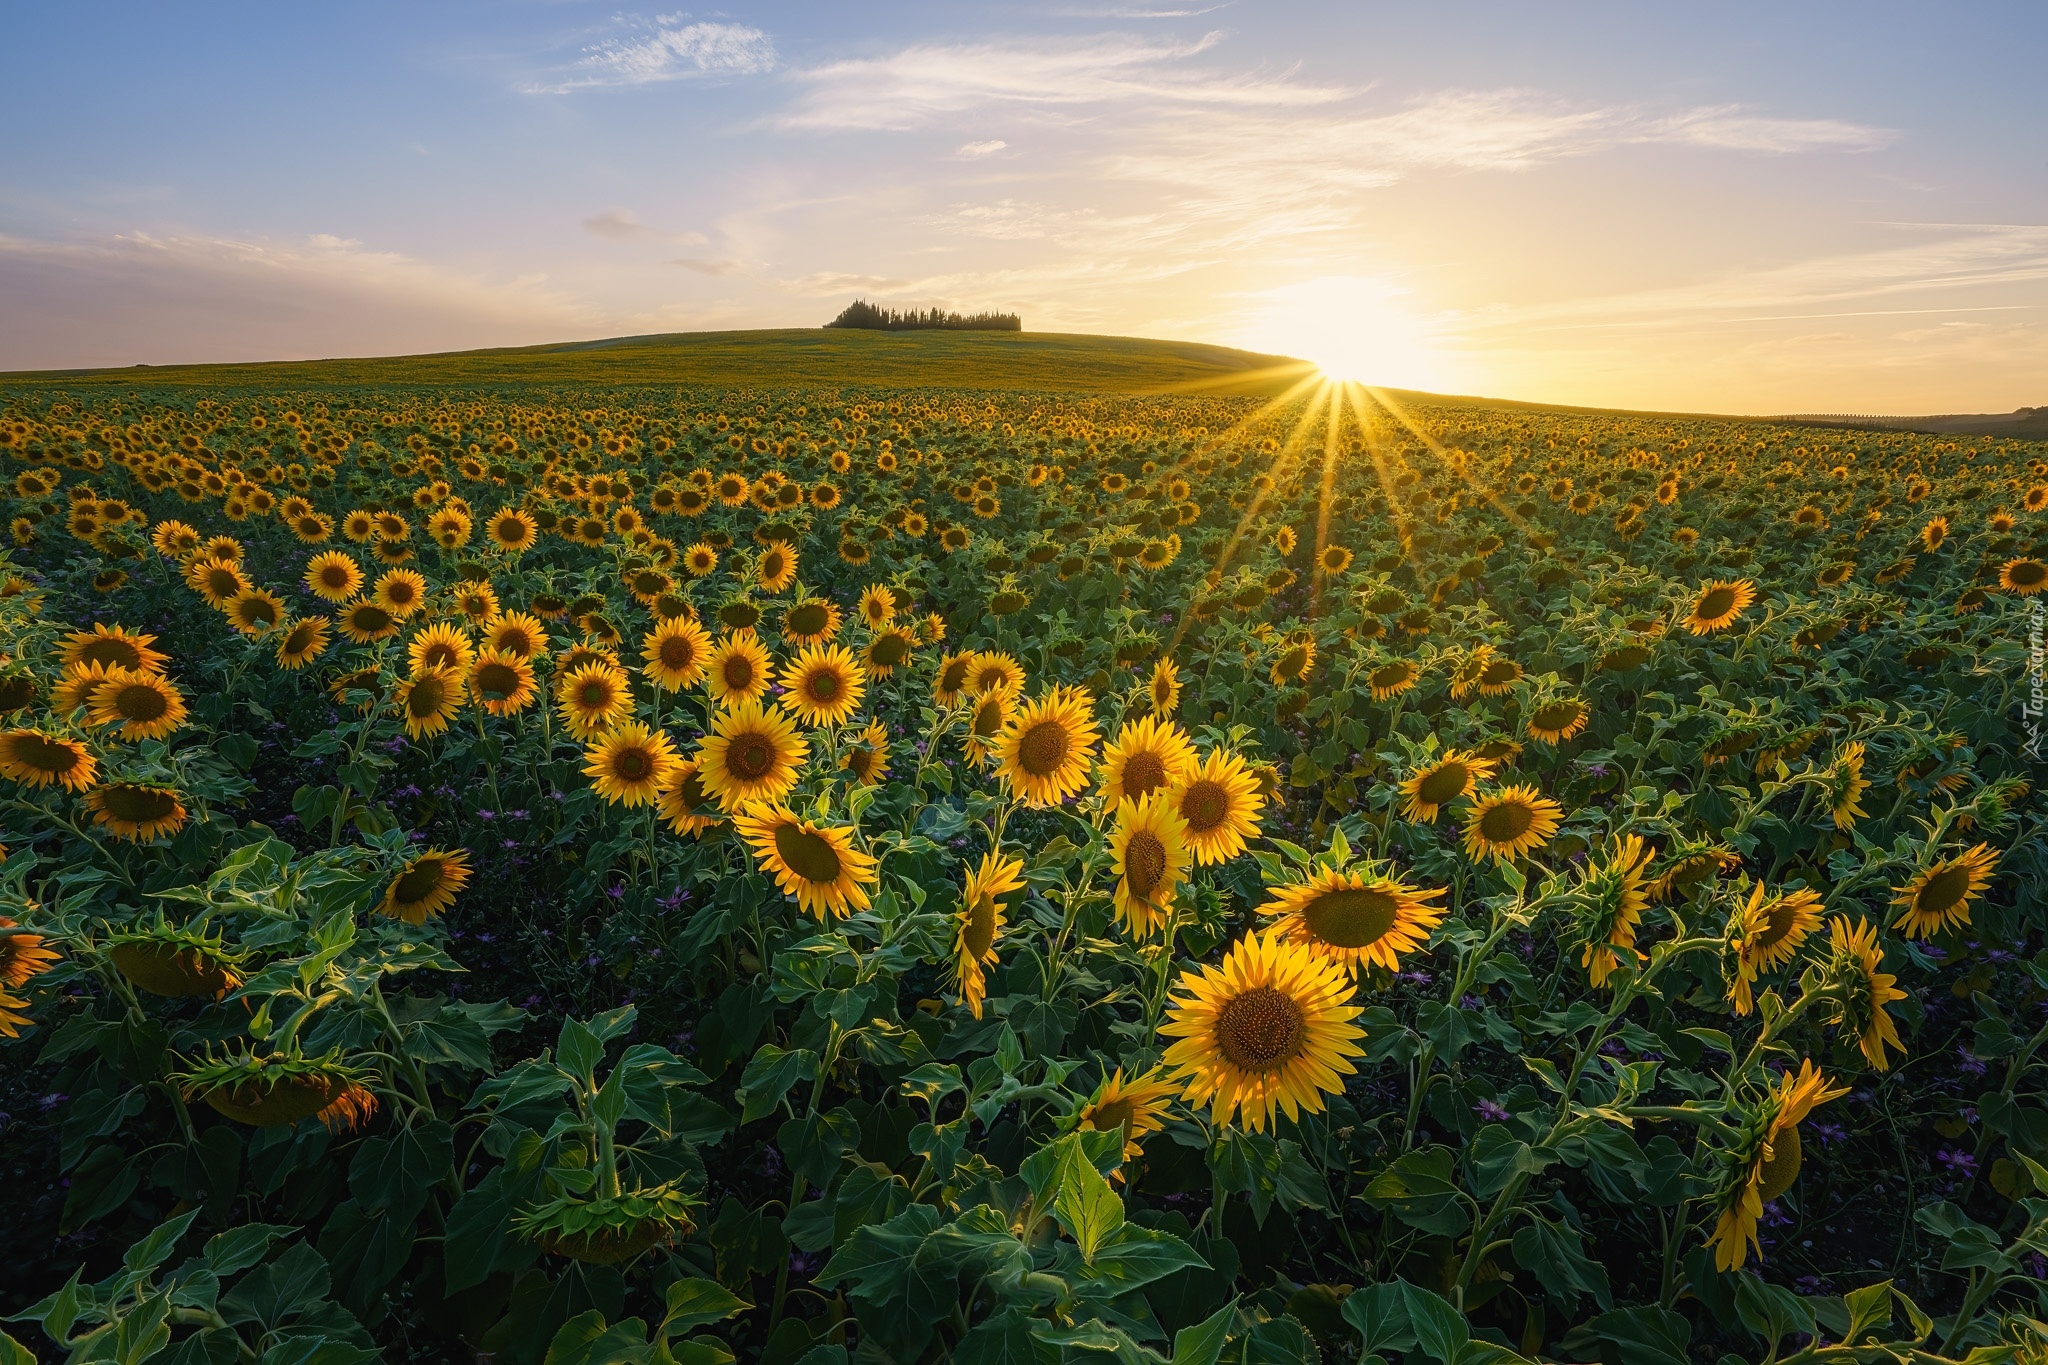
544 1310 655 1365
1842 1279 1894 1344
1343 1282 1418 1358
736 1045 819 1124
953 1306 1058 1365
1732 1273 1814 1357
1243 1314 1319 1364
816 1203 943 1303
1071 1223 1206 1293
660 1278 750 1336
125 1209 201 1274
1560 1305 1691 1365
203 1223 299 1277
221 1242 333 1334
1511 1215 1612 1310
0 1330 37 1365
1170 1300 1239 1365
1400 1281 1471 1365
347 1119 452 1221
1053 1151 1125 1261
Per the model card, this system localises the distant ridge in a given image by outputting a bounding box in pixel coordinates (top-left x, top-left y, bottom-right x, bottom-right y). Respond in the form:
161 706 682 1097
1774 407 2048 439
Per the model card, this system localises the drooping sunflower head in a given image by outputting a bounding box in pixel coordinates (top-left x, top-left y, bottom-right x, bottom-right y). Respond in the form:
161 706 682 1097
0 915 61 987
1099 713 1198 806
777 644 867 728
963 687 1016 767
695 699 809 812
1573 833 1656 988
1526 697 1591 746
394 667 464 739
379 848 473 924
1819 915 1906 1071
951 851 1026 1018
995 685 1100 808
1262 866 1447 975
84 781 190 841
1707 1059 1848 1273
1072 1066 1179 1163
736 803 879 921
932 652 975 707
1172 748 1264 866
839 720 891 787
1398 749 1495 824
1368 658 1420 702
583 721 682 808
1461 783 1564 864
1725 880 1823 1015
1891 843 1998 940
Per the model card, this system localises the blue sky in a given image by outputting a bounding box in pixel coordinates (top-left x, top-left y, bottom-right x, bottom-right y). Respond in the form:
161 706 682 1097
3 2 2044 412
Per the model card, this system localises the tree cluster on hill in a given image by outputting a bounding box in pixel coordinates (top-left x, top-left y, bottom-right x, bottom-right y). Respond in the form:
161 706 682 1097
824 299 1021 332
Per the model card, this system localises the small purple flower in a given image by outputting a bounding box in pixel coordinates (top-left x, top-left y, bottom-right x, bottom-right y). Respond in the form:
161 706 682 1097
1936 1148 1978 1177
1474 1097 1510 1122
478 809 495 821
605 883 626 900
1461 994 1483 1011
502 839 518 850
38 1093 69 1112
1958 1048 1988 1076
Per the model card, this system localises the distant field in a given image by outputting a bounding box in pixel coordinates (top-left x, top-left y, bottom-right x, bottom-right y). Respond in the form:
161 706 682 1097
0 327 1315 396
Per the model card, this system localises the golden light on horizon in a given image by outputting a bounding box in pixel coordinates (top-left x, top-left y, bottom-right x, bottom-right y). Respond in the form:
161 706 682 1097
1238 274 1460 392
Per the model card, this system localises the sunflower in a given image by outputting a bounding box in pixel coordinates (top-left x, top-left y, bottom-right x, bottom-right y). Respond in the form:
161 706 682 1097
486 508 539 552
339 600 401 643
951 852 1026 1018
1398 749 1496 823
932 652 975 707
88 668 187 741
2000 558 2048 596
1526 698 1591 745
657 761 726 837
1270 637 1315 686
1099 714 1197 806
0 916 60 986
59 623 167 675
555 662 633 740
736 804 878 921
857 585 897 629
467 652 537 716
371 569 429 619
1160 929 1366 1134
696 699 809 812
341 510 376 542
451 583 499 625
1822 742 1869 830
83 782 189 841
407 622 474 677
864 628 916 677
1109 793 1191 938
840 720 890 786
1685 579 1757 635
1262 867 1446 975
1462 784 1564 863
683 542 719 577
275 616 332 670
1172 749 1264 865
1821 915 1906 1070
1147 657 1181 715
584 721 682 808
379 848 473 924
754 543 798 594
1707 1061 1848 1272
967 651 1025 697
484 610 550 661
1576 834 1656 987
1073 1066 1179 1164
1726 882 1823 1015
704 633 773 708
187 557 249 608
152 520 201 560
1892 843 1998 939
641 617 712 691
394 667 463 739
995 686 1100 807
963 688 1016 767
1368 659 1420 702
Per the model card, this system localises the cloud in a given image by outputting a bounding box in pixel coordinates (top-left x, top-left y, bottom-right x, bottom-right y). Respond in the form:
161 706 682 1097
530 20 774 93
671 256 739 275
584 209 708 244
955 140 1009 158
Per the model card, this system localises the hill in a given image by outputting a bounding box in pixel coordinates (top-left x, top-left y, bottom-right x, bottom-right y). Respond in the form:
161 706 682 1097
1773 407 2048 440
0 328 1310 396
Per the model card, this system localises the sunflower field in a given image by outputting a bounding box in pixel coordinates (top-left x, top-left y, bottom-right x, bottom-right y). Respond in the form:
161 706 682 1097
0 378 2045 1365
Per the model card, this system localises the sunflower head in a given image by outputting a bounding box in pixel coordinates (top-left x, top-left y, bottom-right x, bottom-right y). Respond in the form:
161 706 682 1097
1263 866 1447 975
951 852 1026 1017
379 848 474 923
1461 784 1564 864
995 686 1100 808
736 803 878 921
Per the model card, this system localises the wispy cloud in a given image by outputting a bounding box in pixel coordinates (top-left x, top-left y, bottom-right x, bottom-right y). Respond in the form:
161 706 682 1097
671 256 740 275
955 139 1009 159
583 209 707 244
529 19 774 94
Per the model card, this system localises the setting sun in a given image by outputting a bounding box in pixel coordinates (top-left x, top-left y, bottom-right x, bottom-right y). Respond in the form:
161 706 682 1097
1236 275 1459 392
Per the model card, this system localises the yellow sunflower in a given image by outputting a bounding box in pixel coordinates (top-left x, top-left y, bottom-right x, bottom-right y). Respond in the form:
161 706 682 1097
83 782 189 841
641 617 712 691
994 686 1100 807
468 652 538 716
88 668 187 741
695 699 809 812
657 761 726 838
857 584 897 629
1099 714 1198 806
778 644 867 728
951 852 1026 1018
1685 579 1757 635
1262 867 1446 975
840 720 891 786
1270 637 1316 687
186 557 249 608
2000 558 2048 595
1368 659 1420 702
962 688 1016 767
1172 749 1264 865
1891 843 1998 939
705 633 773 707
59 623 167 675
379 848 473 923
372 569 430 619
736 803 878 921
0 915 60 985
864 628 915 677
339 600 401 644
1147 657 1181 715
223 588 287 636
486 508 539 553
1577 834 1656 987
1707 1061 1848 1272
275 616 332 670
1526 698 1591 745
1726 882 1823 1015
966 651 1025 697
781 597 843 647
1109 792 1190 938
932 652 975 707
1160 929 1366 1134
755 543 798 594
1462 784 1564 863
1398 749 1495 823
407 622 475 677
583 721 682 807
484 610 550 661
555 662 633 741
1824 742 1869 830
1073 1066 1179 1163
394 667 463 739
1822 915 1906 1071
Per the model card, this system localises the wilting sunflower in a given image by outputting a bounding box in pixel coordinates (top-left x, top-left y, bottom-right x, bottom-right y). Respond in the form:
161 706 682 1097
1099 714 1197 806
705 633 773 707
88 668 187 741
736 803 878 920
407 622 474 677
1398 748 1495 823
1110 793 1190 938
83 782 189 841
466 651 536 716
1526 698 1592 746
275 616 332 670
951 852 1026 1018
1160 929 1366 1134
840 720 890 786
1576 834 1656 987
0 916 60 986
1262 867 1446 975
1147 657 1182 715
394 667 463 739
555 662 632 740
995 686 1100 807
1462 784 1564 863
584 721 682 807
1891 843 1998 939
967 651 1025 697
1173 749 1264 865
484 610 549 661
1073 1066 1179 1163
59 623 167 675
378 848 473 923
657 761 725 837
696 699 809 812
1820 915 1906 1070
338 599 400 643
2000 558 2048 596
1726 882 1823 1015
1368 659 1420 702
372 569 429 619
1685 579 1757 635
778 644 867 728
641 617 712 691
1707 1060 1848 1272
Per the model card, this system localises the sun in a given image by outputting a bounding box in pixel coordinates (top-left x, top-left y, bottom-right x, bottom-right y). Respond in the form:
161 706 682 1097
1240 274 1455 390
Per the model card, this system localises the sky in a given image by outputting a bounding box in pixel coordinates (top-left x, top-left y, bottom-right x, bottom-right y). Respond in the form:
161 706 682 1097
2 1 2045 415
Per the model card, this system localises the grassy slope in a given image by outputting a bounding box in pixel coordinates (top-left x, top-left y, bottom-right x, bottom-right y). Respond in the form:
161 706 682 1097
0 329 1313 397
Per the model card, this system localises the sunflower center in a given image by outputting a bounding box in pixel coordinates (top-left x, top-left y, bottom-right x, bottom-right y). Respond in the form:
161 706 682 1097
1018 720 1072 777
408 678 447 716
1082 1096 1136 1138
1479 800 1535 842
846 748 875 780
871 635 909 666
2012 561 2047 587
13 733 84 775
808 670 841 702
774 824 843 883
394 860 448 904
724 658 756 690
659 637 697 669
728 734 775 781
1756 1125 1803 1203
1180 779 1229 834
476 663 518 698
614 747 653 781
1916 864 1972 915
1758 898 1803 949
1532 703 1580 733
1699 587 1737 619
578 682 611 708
1416 763 1470 808
789 604 828 636
1301 887 1400 948
103 784 178 821
1121 750 1169 798
1214 985 1307 1073
353 606 393 632
962 893 998 958
423 644 459 668
116 683 168 722
1124 831 1168 900
1276 647 1308 679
